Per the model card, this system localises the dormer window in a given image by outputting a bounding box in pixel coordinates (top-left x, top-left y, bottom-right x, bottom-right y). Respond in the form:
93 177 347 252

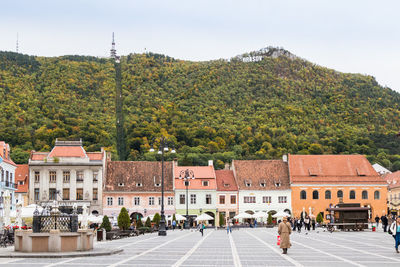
245 180 252 187
259 179 266 187
202 181 209 186
155 182 161 187
136 183 142 187
224 183 230 187
308 168 317 176
118 183 125 187
275 182 281 187
356 168 366 176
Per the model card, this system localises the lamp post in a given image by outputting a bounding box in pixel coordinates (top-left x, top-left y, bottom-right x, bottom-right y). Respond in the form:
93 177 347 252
150 137 175 236
179 169 195 229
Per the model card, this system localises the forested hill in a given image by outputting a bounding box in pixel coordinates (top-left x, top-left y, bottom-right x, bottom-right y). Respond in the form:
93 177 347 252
1 48 400 170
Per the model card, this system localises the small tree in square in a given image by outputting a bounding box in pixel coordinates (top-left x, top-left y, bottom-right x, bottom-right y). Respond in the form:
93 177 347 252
267 212 273 225
100 215 112 232
145 217 152 228
136 218 143 228
118 207 130 230
219 213 225 226
152 213 161 226
172 214 176 222
316 212 324 224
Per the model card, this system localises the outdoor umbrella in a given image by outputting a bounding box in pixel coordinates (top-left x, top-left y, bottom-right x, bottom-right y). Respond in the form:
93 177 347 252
272 211 291 218
19 204 44 218
253 211 268 218
195 213 214 221
234 212 254 219
88 214 104 224
175 214 187 221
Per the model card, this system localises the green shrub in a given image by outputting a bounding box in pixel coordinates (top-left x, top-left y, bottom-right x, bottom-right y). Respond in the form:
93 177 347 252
219 213 225 226
138 226 151 233
172 214 176 222
100 215 112 232
136 218 143 228
145 217 152 228
316 213 324 224
152 213 161 226
117 207 130 230
267 213 273 225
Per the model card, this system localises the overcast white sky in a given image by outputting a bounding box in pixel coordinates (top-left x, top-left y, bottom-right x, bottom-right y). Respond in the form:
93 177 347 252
1 0 399 92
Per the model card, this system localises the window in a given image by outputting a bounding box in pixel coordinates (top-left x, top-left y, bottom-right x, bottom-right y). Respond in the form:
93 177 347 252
275 182 281 187
260 182 266 187
337 190 343 198
278 196 287 203
325 190 331 199
202 181 209 186
107 197 113 206
76 171 84 182
34 188 40 201
63 188 70 200
134 197 140 205
230 195 236 204
312 190 319 199
49 171 56 183
206 194 212 204
300 190 307 200
158 197 161 205
76 188 83 200
349 190 356 199
245 181 251 187
93 188 98 200
184 181 190 186
180 194 185 204
149 197 155 205
244 196 256 203
93 171 98 182
167 197 173 205
63 171 70 183
136 183 142 187
219 195 225 204
34 171 40 183
155 182 161 187
262 196 272 203
190 194 196 204
374 190 380 200
49 188 57 200
362 190 368 200
118 197 124 205
118 183 125 187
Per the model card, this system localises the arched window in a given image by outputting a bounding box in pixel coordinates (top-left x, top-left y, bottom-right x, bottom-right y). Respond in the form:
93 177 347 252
337 190 343 198
312 190 319 200
300 190 307 200
325 190 331 199
374 190 380 200
362 190 368 200
349 190 356 199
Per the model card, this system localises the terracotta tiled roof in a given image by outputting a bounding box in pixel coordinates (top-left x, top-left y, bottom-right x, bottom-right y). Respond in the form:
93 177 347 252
105 161 173 192
232 160 290 190
87 152 103 161
288 154 386 184
215 170 238 191
48 146 87 158
0 141 16 166
384 171 400 189
174 166 215 179
30 152 49 161
15 164 29 193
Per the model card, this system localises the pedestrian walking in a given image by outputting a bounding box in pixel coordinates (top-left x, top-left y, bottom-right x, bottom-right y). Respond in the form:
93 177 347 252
278 217 292 254
375 215 380 228
381 215 388 232
311 218 316 230
172 220 176 230
226 219 232 234
292 218 297 231
389 217 400 253
304 216 310 231
297 218 302 233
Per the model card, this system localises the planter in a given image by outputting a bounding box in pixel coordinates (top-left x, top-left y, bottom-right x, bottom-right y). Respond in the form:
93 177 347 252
265 225 274 228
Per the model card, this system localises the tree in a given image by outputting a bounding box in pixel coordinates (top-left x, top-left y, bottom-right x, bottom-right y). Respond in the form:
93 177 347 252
136 218 143 228
100 215 112 232
219 213 225 226
152 213 161 226
145 217 152 228
316 212 323 224
117 207 130 230
267 213 273 225
172 214 176 222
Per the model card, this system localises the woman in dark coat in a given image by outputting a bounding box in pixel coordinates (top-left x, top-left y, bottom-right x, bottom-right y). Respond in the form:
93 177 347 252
278 217 292 254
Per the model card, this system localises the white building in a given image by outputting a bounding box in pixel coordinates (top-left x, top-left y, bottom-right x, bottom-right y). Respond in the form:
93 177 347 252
232 159 292 219
0 141 17 226
28 139 106 214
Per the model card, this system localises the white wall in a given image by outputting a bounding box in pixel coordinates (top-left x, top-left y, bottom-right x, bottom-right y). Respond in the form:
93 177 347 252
238 189 292 214
175 189 217 214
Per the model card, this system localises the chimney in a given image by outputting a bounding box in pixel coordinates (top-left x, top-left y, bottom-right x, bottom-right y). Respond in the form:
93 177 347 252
224 162 230 170
173 158 178 166
208 160 213 166
282 154 288 163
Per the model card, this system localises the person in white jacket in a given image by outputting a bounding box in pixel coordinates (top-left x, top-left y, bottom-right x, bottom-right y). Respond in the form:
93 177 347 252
389 217 400 253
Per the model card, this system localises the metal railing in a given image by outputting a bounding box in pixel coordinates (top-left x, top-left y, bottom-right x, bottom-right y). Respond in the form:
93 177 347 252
32 206 78 233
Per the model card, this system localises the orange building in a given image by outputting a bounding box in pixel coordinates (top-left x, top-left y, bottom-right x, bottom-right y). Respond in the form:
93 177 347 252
289 154 388 220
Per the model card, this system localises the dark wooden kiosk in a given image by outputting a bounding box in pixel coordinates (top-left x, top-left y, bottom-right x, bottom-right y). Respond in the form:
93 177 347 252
326 203 370 231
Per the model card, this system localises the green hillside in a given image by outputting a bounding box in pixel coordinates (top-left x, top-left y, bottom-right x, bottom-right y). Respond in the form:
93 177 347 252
1 48 400 169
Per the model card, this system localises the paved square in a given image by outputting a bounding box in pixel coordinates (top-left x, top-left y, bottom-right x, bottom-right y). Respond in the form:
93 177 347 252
0 228 399 266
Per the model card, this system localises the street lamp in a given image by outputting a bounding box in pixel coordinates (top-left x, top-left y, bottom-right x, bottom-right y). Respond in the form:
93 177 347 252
150 136 175 236
179 169 195 229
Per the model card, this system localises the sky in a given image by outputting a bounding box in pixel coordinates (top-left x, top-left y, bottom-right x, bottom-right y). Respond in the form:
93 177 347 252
1 0 399 92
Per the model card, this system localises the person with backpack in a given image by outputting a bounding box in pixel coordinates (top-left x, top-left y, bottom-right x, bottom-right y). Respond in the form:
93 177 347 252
199 222 205 236
278 217 292 254
389 217 400 253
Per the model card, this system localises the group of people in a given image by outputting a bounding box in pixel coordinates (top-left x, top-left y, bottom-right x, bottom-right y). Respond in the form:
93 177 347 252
374 214 390 232
290 215 316 232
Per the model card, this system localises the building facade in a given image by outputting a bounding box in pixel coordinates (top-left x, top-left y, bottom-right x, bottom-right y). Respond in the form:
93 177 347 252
28 139 106 214
174 161 217 225
15 164 29 207
0 141 17 226
103 161 175 222
233 160 292 217
215 170 238 223
289 154 388 220
385 171 400 215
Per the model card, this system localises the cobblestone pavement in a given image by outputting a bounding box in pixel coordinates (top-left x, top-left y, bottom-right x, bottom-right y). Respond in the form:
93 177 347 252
0 227 398 266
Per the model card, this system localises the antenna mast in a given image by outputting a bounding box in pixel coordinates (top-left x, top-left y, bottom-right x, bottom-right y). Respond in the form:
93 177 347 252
110 32 117 59
16 33 19 53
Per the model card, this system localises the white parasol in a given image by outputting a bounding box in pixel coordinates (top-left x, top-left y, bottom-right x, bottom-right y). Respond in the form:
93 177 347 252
195 213 214 221
174 214 187 221
253 211 268 218
272 211 291 218
234 212 254 219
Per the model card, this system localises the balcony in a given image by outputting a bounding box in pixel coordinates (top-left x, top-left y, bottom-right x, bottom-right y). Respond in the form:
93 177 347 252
1 181 17 189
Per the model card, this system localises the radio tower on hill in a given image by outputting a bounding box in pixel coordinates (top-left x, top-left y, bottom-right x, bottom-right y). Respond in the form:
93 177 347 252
110 32 117 59
16 33 19 53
